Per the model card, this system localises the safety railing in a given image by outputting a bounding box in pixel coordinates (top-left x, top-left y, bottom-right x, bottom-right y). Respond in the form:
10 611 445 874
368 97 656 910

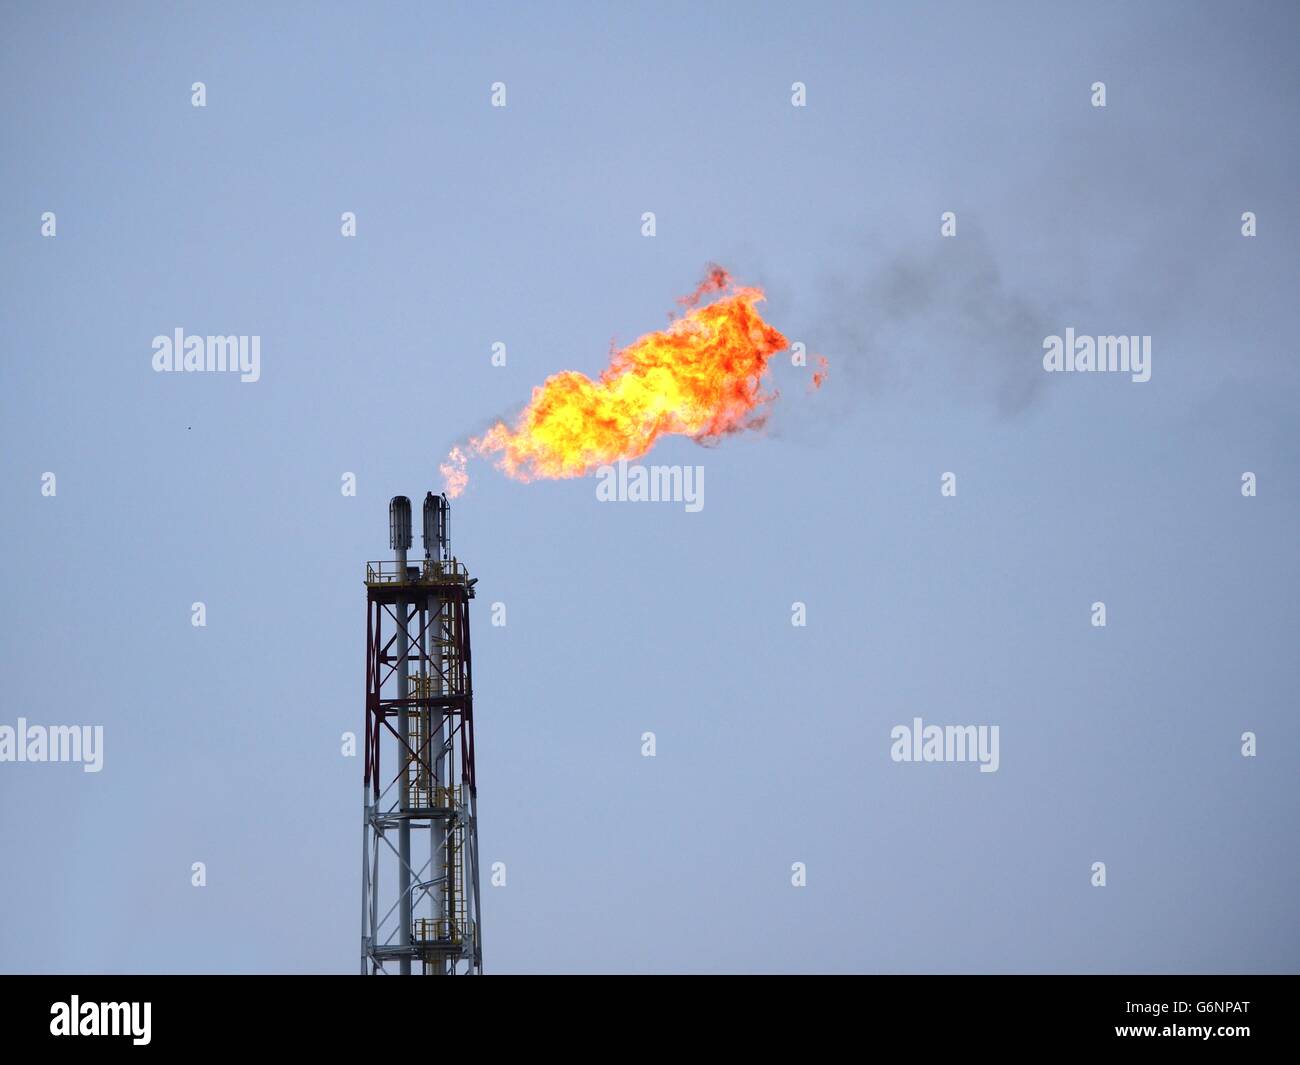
365 558 471 586
413 917 475 946
406 781 461 812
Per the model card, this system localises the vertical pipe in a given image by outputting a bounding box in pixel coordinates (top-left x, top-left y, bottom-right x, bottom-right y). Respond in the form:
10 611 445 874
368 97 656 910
360 784 370 975
370 829 380 972
423 492 451 972
419 597 438 973
396 564 410 975
391 495 413 976
442 600 454 951
421 492 437 971
436 593 450 970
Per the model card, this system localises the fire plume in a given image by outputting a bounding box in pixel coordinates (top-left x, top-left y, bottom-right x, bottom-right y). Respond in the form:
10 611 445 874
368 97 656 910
441 268 805 496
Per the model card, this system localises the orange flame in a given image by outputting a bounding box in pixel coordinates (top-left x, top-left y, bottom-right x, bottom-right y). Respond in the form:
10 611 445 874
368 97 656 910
812 355 829 390
441 268 809 496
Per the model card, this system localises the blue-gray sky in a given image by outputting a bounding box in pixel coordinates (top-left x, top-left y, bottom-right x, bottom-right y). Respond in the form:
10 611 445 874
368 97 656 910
1 0 1297 973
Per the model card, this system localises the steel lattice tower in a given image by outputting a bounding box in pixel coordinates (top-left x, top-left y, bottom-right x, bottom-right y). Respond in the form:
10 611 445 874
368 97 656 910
361 493 482 974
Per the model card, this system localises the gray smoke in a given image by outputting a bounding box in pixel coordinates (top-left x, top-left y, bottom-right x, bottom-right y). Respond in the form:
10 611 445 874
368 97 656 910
808 226 1057 419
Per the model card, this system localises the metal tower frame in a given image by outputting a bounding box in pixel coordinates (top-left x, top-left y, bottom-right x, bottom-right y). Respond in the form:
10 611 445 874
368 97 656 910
361 493 482 975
